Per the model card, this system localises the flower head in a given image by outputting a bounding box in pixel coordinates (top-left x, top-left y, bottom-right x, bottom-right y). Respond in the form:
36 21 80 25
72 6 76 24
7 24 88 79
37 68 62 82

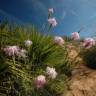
48 8 54 13
54 36 64 46
34 75 46 89
83 38 95 49
48 17 57 27
24 40 32 47
46 67 57 79
71 32 80 40
4 46 19 56
18 49 27 58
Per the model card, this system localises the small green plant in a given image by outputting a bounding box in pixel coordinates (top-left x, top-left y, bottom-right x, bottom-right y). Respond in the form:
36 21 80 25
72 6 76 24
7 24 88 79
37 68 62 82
0 21 72 96
80 46 96 69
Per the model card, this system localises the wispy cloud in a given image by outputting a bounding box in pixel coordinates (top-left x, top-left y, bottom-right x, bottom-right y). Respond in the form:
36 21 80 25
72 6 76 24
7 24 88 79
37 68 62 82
89 14 96 20
33 0 47 13
70 10 79 17
25 0 47 16
0 9 24 24
61 11 66 20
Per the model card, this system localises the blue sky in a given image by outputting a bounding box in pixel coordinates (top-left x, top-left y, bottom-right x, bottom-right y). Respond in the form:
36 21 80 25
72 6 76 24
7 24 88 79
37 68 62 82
0 0 96 37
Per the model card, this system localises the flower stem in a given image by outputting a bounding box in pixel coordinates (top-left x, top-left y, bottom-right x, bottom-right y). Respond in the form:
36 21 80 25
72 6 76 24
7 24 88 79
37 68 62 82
12 56 15 64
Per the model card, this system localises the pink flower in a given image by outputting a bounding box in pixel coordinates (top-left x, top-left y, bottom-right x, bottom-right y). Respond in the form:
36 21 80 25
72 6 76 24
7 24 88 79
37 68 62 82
34 75 46 89
54 36 64 46
46 67 57 79
48 17 57 27
48 8 54 13
4 46 19 56
83 38 95 49
71 32 80 40
24 40 32 47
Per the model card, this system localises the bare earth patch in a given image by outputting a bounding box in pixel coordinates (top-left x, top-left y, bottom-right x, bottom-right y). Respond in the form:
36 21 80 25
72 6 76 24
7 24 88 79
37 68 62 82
62 45 96 96
64 65 96 96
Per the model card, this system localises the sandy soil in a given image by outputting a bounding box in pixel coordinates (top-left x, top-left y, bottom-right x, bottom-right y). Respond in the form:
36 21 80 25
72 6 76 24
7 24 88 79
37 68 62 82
63 45 96 96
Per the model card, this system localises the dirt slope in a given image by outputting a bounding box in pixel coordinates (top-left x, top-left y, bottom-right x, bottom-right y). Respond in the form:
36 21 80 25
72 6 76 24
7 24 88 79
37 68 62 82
63 45 96 96
64 64 96 96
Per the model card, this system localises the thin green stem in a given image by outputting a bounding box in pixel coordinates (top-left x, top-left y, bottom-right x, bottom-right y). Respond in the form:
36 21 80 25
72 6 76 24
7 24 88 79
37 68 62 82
12 56 15 65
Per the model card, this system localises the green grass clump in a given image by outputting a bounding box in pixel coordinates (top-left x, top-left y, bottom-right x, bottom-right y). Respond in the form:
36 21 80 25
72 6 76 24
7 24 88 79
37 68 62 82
0 21 73 96
80 46 96 69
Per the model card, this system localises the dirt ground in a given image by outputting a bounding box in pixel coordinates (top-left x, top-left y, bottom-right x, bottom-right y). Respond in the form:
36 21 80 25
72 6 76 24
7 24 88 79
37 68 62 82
63 46 96 96
64 65 96 96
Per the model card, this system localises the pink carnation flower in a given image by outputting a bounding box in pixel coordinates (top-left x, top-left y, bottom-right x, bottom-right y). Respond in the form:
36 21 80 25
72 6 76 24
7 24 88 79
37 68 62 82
48 8 54 13
46 67 57 79
4 46 19 56
83 38 95 49
54 36 64 46
71 32 80 40
48 17 57 27
34 75 46 89
24 40 32 47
